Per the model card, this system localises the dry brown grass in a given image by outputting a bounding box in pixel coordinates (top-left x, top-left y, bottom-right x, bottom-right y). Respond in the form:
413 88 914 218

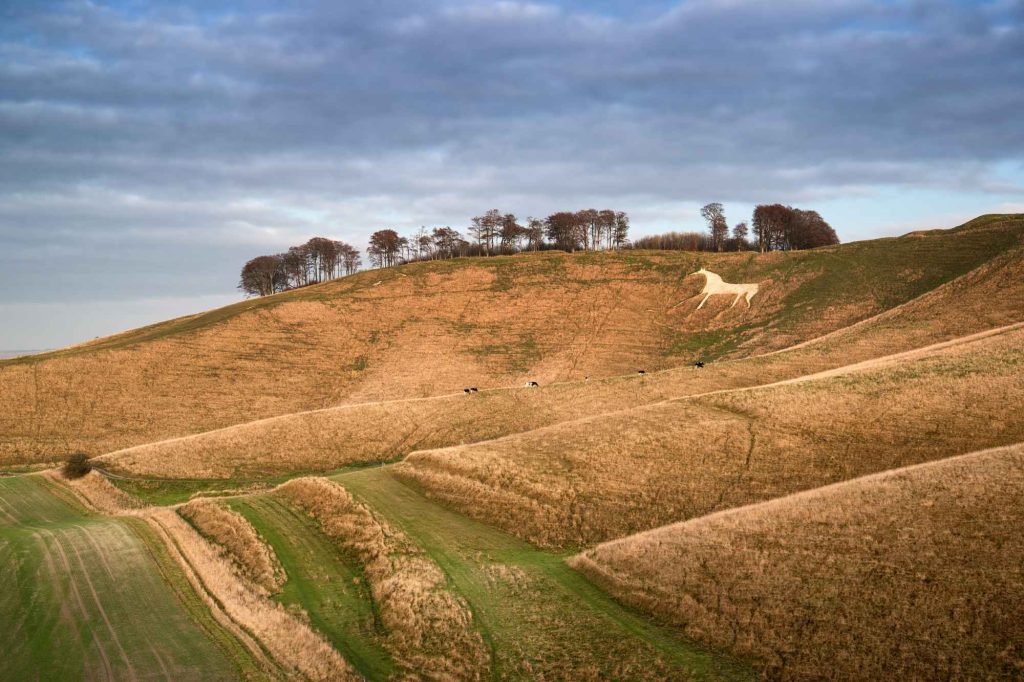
48 469 147 514
276 477 491 680
148 507 355 681
98 239 1024 479
570 444 1024 680
397 325 1024 547
179 498 285 596
5 217 1020 466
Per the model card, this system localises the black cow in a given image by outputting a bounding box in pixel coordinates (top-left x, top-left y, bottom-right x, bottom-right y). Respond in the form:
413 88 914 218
526 381 540 388
694 361 705 369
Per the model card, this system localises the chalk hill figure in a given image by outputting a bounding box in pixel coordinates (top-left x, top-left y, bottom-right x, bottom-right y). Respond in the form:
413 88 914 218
693 268 759 309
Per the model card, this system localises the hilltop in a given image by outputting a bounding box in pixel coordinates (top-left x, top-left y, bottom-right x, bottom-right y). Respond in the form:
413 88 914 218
2 214 1022 465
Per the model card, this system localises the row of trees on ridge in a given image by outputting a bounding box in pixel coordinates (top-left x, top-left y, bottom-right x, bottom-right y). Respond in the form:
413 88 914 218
239 203 838 296
633 203 839 253
239 237 361 296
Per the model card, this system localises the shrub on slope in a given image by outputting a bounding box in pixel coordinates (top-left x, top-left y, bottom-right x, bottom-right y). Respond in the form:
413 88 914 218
569 444 1024 680
397 325 1024 547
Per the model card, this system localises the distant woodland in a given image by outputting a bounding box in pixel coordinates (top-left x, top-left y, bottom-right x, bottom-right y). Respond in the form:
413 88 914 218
239 204 839 296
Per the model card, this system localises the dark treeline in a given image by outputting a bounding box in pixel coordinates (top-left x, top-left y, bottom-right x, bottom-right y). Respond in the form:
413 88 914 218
634 203 839 253
366 208 630 268
239 237 361 296
239 203 838 296
239 208 629 296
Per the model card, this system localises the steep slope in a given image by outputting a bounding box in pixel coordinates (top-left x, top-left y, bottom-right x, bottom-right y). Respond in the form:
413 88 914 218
569 444 1024 680
397 323 1024 547
100 230 1024 479
2 215 1021 465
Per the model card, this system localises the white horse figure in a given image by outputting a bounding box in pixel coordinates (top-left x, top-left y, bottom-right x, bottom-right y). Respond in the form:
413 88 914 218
694 268 759 309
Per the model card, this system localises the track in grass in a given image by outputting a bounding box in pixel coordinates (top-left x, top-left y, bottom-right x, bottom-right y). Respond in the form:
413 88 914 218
229 495 395 680
0 475 247 681
332 466 754 680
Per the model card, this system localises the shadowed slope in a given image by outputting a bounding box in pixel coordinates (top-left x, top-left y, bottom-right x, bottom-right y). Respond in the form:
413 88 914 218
570 444 1024 680
397 324 1024 547
3 215 1022 465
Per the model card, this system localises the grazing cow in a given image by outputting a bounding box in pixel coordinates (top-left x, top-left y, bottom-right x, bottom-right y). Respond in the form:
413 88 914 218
694 361 705 368
638 370 646 376
463 388 472 394
526 381 540 388
470 387 479 392
693 268 759 309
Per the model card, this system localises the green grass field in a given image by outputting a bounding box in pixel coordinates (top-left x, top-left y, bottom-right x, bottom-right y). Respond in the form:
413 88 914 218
331 467 754 680
0 475 254 681
230 495 396 680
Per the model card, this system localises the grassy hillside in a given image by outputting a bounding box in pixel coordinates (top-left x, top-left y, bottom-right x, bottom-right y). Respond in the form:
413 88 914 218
99 219 1024 480
570 444 1024 680
0 475 253 680
2 214 1021 465
398 323 1024 547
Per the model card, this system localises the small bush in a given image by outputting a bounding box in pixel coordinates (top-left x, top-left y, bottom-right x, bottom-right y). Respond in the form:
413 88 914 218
62 453 92 479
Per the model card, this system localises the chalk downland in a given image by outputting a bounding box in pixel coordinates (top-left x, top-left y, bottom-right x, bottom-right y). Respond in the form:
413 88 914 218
397 324 1024 547
99 238 1024 481
4 215 1021 466
569 444 1024 680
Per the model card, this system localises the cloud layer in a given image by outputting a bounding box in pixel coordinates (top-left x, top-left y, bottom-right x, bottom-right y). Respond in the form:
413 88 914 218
1 0 1023 344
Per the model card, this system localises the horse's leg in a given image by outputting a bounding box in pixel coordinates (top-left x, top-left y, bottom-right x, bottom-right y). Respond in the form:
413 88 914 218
730 292 742 308
746 290 756 307
696 293 711 309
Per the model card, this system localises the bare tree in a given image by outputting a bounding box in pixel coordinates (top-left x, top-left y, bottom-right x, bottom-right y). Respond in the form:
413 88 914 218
432 226 461 259
368 229 403 268
701 203 729 252
499 213 524 253
239 255 285 296
544 212 584 251
612 211 630 248
524 217 544 251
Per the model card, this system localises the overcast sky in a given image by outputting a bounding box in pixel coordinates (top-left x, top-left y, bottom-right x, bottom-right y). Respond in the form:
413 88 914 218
2 0 1023 350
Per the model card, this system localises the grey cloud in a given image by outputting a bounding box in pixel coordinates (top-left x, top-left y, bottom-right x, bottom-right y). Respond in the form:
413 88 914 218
1 0 1023 316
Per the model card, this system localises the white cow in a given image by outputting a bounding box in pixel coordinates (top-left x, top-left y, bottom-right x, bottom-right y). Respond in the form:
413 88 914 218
694 268 759 309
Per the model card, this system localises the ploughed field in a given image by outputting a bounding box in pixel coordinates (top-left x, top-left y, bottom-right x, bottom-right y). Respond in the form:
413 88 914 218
0 476 252 681
1 214 1022 680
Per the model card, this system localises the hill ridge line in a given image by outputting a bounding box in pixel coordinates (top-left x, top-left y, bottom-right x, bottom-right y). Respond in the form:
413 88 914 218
757 240 1024 358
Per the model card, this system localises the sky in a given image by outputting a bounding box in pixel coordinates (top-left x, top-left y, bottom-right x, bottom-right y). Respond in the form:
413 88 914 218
1 0 1023 350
